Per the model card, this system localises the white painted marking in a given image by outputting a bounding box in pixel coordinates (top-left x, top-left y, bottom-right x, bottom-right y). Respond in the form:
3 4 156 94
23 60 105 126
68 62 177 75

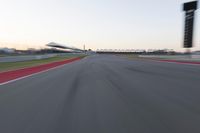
0 60 79 86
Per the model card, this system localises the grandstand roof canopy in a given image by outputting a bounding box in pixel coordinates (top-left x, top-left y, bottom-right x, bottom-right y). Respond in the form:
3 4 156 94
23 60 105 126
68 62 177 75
46 42 83 51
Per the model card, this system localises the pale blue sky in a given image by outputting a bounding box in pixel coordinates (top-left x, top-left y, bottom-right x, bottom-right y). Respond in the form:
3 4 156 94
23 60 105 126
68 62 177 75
0 0 199 51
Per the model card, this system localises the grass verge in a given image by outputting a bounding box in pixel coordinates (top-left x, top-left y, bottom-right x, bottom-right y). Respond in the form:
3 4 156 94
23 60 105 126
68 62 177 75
0 54 86 72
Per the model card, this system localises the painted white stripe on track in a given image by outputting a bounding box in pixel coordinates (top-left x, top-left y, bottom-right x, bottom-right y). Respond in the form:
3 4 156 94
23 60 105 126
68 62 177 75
0 60 79 86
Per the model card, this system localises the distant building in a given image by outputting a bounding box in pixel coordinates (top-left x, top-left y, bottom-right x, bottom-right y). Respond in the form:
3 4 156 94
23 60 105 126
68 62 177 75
0 48 15 53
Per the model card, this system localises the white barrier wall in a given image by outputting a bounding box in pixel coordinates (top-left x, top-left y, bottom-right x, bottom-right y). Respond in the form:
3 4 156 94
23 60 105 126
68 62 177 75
0 54 57 63
139 55 200 61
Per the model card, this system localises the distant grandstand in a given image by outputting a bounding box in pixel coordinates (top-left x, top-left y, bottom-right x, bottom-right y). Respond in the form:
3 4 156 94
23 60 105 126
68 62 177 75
46 42 83 52
96 49 176 55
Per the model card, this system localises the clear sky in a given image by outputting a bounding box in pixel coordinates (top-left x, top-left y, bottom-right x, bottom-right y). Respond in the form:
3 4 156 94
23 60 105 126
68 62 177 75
0 0 199 51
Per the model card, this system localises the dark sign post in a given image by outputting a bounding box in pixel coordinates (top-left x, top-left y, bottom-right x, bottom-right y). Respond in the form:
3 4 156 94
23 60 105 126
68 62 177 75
183 1 198 48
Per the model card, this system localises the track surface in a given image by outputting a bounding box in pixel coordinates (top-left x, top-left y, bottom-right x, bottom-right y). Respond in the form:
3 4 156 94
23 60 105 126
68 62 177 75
0 55 200 133
0 57 81 84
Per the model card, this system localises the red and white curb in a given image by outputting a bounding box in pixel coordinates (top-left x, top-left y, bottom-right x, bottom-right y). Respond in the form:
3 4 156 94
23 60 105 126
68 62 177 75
0 57 81 85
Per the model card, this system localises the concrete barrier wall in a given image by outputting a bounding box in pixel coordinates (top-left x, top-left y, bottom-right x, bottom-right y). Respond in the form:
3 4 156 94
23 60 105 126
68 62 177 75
139 55 189 59
0 54 57 63
139 55 200 61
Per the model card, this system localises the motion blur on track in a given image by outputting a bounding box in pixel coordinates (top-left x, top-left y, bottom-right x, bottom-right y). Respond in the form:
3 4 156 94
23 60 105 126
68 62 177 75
0 55 200 133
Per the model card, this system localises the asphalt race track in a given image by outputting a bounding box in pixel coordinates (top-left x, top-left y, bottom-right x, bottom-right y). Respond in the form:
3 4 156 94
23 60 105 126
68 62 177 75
0 55 200 133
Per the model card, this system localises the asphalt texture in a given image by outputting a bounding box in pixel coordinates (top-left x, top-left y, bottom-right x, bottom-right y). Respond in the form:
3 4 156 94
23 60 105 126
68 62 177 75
0 55 200 133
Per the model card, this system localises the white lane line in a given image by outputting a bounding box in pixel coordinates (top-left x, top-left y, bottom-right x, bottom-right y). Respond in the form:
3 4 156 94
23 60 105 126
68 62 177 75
0 60 79 86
